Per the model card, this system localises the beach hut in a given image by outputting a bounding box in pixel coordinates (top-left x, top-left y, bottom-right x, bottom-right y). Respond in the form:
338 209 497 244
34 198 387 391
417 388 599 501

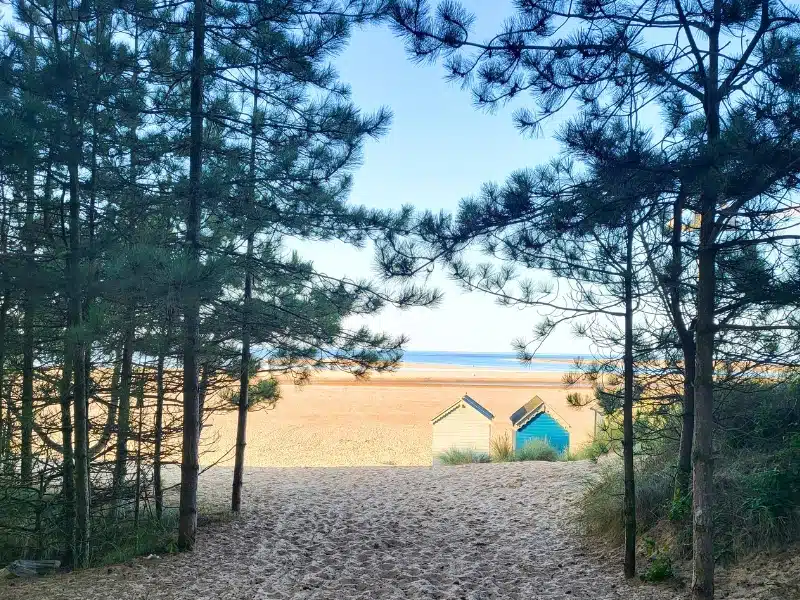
510 396 570 454
431 394 494 455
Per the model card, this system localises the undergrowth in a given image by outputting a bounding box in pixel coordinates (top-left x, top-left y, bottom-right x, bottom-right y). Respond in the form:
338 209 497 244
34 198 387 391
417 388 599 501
0 488 179 568
578 380 800 574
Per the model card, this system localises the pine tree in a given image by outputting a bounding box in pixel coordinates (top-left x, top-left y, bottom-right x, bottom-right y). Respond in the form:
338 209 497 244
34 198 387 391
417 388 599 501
390 3 800 595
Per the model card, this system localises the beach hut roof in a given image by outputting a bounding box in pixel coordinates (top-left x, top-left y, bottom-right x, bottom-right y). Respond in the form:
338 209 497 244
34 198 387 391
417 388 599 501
510 395 570 430
431 394 495 424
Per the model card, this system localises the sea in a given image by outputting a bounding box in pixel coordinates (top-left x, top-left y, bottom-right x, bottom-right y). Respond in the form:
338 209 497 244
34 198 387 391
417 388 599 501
401 351 587 372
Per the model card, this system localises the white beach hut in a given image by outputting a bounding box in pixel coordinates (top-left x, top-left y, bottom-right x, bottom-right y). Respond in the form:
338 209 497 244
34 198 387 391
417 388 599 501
431 394 494 456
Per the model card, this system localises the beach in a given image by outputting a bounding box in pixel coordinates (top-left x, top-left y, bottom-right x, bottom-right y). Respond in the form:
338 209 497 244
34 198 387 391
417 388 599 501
6 462 792 600
200 360 599 468
3 462 674 600
5 360 796 600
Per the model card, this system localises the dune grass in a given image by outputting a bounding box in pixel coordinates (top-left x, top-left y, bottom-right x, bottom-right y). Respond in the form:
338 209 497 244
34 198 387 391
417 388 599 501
442 437 593 465
490 433 515 462
437 448 491 465
513 439 561 462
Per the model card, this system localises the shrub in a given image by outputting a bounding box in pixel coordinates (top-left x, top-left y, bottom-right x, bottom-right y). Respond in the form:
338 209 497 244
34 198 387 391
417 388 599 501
641 538 674 583
438 448 491 465
578 380 800 570
490 433 515 462
514 439 560 462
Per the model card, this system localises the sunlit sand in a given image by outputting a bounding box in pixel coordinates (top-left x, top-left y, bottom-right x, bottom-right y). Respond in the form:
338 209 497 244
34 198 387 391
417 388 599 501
201 362 599 467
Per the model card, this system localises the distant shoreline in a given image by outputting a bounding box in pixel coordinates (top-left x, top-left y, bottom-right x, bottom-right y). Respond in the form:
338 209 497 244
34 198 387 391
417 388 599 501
293 361 592 388
399 351 588 372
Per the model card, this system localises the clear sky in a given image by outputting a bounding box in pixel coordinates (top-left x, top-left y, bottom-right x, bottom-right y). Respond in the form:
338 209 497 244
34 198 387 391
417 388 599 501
294 3 591 354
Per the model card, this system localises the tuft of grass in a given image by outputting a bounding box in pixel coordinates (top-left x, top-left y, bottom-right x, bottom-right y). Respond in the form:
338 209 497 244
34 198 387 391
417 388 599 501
438 448 491 465
514 439 560 462
490 433 515 462
577 456 674 546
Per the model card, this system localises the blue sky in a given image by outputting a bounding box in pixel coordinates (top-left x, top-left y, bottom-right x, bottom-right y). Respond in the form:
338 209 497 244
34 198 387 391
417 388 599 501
295 4 591 354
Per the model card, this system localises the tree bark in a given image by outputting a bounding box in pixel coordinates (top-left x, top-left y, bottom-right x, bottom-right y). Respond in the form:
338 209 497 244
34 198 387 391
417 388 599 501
668 189 696 503
692 10 721 597
133 390 143 533
154 320 169 521
0 191 10 465
112 319 135 515
21 288 34 483
623 214 636 579
20 15 37 481
692 197 717 600
58 346 76 567
69 124 90 569
178 0 205 551
677 341 696 502
232 64 259 513
111 20 140 518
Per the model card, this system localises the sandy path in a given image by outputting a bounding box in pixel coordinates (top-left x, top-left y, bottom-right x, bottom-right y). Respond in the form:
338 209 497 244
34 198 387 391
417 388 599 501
2 461 691 600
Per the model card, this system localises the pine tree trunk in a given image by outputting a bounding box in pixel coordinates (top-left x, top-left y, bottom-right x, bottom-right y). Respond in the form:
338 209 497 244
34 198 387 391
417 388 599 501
692 203 717 600
154 325 167 521
1 184 10 469
20 15 37 484
232 240 252 513
0 193 10 465
112 319 135 516
693 220 715 600
69 130 90 568
623 214 636 579
82 12 103 436
21 293 34 482
178 0 205 551
58 348 76 566
111 21 140 519
232 65 259 513
676 341 696 503
133 394 143 534
668 189 695 503
692 20 721 598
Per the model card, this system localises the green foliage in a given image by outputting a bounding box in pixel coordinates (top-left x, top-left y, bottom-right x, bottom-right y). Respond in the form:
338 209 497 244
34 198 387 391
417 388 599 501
490 433 515 462
0 478 178 567
229 377 281 410
577 460 674 546
0 0 430 570
579 381 800 565
668 491 691 522
513 439 560 462
89 511 179 567
570 439 610 461
641 538 674 583
438 448 491 465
